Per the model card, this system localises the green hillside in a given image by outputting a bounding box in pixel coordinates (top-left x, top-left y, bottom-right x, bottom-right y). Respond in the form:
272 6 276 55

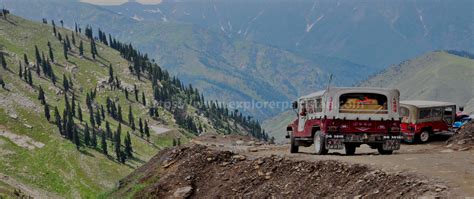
0 14 262 198
359 51 474 113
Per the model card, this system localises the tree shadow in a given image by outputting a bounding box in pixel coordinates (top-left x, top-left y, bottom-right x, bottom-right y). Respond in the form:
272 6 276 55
78 148 96 157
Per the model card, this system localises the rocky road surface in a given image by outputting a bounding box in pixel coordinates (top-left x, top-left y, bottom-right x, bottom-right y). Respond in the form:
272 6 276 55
193 133 474 197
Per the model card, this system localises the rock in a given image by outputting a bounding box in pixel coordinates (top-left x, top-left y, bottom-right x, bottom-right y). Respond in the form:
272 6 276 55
210 135 216 139
440 149 454 153
435 188 443 192
247 141 256 146
8 113 18 119
446 144 453 148
249 148 258 152
232 155 246 161
265 175 272 180
207 157 214 162
218 144 225 147
257 171 264 176
23 124 32 129
458 147 471 151
173 186 193 198
457 140 466 145
236 140 244 145
256 159 264 165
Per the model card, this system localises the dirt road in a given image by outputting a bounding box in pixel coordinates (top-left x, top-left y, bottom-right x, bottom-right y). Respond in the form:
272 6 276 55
194 134 474 197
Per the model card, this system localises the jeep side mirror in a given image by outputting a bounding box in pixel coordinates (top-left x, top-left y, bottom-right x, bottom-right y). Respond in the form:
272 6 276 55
292 101 298 109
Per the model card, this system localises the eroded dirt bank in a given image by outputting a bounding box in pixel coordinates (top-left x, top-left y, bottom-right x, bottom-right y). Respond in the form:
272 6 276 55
113 144 449 198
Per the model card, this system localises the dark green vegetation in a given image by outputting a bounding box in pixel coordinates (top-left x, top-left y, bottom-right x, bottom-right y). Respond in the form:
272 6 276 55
0 13 266 198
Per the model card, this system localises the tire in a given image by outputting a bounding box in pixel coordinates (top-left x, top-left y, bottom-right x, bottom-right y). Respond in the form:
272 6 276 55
314 131 328 155
290 135 299 153
344 144 356 155
377 146 393 155
417 131 430 143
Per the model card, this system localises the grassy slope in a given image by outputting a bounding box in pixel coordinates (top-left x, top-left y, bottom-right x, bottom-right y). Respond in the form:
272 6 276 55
0 15 192 198
359 51 474 113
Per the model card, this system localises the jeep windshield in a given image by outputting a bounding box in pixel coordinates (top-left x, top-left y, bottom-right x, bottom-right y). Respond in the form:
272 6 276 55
339 93 388 114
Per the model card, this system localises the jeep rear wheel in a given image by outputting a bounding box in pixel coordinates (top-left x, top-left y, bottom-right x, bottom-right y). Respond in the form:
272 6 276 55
417 131 430 143
314 131 328 155
344 144 356 155
290 135 299 153
377 146 393 155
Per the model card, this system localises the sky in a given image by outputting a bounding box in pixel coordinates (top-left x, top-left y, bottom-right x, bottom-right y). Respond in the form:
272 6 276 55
80 0 162 5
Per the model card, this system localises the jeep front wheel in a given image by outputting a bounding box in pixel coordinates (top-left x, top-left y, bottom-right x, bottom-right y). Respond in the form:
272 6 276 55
314 131 328 155
377 146 393 155
417 131 430 143
290 135 299 153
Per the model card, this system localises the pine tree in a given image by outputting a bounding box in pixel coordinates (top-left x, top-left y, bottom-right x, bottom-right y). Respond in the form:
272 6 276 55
95 110 102 126
124 131 133 158
73 127 80 149
79 40 84 56
144 120 150 139
114 123 122 161
71 32 76 46
0 77 5 90
128 105 135 130
38 86 46 105
84 123 91 146
34 45 41 65
18 62 23 78
101 130 108 155
134 85 138 101
63 74 69 92
77 105 83 122
91 127 97 148
139 118 143 137
1 53 7 69
117 104 123 122
44 104 51 121
27 69 33 85
23 54 30 67
142 92 146 106
48 43 54 63
108 64 114 83
90 39 97 59
54 107 62 134
89 109 95 127
105 121 112 139
66 36 71 50
63 42 68 60
52 20 57 36
71 95 76 117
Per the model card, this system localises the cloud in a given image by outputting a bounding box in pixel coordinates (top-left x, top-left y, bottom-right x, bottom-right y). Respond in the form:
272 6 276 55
80 0 162 5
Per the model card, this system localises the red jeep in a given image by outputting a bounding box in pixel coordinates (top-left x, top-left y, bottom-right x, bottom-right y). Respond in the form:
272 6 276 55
400 100 456 143
286 87 402 155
